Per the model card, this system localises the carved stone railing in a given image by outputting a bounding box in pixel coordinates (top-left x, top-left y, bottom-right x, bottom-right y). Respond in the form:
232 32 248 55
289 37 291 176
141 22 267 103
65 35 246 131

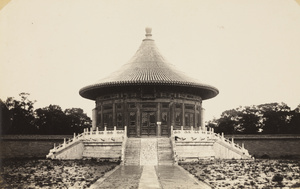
171 126 250 158
46 126 127 159
170 126 178 164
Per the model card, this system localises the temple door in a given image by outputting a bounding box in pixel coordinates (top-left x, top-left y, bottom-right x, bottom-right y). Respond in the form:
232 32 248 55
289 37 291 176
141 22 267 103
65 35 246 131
141 112 156 136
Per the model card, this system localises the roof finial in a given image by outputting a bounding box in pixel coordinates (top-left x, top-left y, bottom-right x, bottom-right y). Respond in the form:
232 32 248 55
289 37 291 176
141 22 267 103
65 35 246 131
145 27 152 39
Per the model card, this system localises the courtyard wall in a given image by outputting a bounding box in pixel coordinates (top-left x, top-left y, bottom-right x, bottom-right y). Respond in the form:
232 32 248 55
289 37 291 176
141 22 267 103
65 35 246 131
0 135 71 158
226 134 300 159
1 134 300 159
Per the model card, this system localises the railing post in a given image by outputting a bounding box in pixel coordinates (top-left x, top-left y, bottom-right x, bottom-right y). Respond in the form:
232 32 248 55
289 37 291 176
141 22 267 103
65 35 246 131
114 126 117 135
90 127 93 135
170 126 173 137
242 143 244 149
191 126 193 131
54 143 56 148
63 138 66 147
104 126 107 135
124 126 127 137
221 132 224 141
73 133 76 139
96 127 99 135
181 126 183 131
231 138 234 147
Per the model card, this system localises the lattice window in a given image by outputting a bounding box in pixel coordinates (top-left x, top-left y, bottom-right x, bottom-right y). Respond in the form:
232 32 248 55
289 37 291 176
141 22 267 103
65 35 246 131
162 103 169 109
185 104 194 110
103 113 113 130
185 113 194 127
116 113 123 129
175 112 181 126
162 112 168 125
129 112 136 126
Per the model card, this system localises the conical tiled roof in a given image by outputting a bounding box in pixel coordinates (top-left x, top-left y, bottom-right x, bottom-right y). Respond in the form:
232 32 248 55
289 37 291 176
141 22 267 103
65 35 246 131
79 28 218 100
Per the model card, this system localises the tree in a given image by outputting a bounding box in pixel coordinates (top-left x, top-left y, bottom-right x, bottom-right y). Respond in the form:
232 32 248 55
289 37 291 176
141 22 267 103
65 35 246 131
35 105 68 134
35 106 92 135
238 106 260 134
0 99 12 135
207 102 297 134
5 93 37 134
214 109 241 134
64 108 91 134
289 104 300 134
258 103 291 134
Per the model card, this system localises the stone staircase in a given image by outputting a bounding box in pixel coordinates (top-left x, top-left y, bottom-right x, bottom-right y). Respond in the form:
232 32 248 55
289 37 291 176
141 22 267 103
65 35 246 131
157 138 174 165
124 138 141 165
123 138 174 165
140 138 158 165
172 127 252 160
46 127 126 160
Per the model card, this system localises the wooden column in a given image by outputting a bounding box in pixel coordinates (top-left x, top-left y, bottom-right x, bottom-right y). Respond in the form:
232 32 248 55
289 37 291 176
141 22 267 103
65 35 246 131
157 102 161 136
100 103 103 129
112 101 116 127
194 103 197 128
92 108 97 131
171 101 175 127
201 107 205 130
182 103 185 127
123 100 127 130
136 102 140 137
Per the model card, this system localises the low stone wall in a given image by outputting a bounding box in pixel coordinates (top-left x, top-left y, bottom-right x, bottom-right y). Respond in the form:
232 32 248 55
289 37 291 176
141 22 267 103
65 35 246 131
176 141 215 160
213 140 246 159
54 141 84 159
225 134 300 158
83 142 123 159
0 135 71 159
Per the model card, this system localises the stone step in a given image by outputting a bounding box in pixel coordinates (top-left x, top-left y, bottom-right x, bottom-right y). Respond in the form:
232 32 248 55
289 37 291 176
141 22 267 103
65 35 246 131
157 138 174 164
158 161 174 165
124 138 174 165
124 138 141 165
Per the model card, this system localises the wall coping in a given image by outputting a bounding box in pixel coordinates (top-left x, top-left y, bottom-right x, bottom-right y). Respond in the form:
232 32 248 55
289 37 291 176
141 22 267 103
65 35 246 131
0 135 72 140
224 134 300 139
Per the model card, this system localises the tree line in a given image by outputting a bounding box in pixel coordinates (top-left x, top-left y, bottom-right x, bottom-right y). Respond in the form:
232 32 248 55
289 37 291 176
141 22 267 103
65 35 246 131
206 102 300 134
1 93 91 135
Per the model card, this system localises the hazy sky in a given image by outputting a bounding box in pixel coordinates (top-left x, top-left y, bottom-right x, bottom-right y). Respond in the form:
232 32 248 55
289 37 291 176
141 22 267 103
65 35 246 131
1 0 300 122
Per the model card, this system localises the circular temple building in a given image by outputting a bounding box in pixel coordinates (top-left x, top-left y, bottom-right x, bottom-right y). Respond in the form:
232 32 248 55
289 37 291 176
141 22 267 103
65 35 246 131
79 28 218 137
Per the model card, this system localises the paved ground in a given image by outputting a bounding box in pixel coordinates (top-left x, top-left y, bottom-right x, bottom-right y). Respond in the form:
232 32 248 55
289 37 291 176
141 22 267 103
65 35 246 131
89 165 211 189
90 166 143 189
156 165 211 189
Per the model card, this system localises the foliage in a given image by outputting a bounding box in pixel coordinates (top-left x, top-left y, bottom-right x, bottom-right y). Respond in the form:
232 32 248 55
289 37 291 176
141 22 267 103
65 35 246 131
207 102 300 134
35 105 68 134
4 93 36 134
272 174 284 185
3 93 91 135
64 108 91 134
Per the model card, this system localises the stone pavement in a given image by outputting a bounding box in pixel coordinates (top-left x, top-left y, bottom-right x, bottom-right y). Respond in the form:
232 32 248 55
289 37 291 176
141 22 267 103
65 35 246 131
89 166 143 189
156 165 211 189
139 166 161 189
89 165 211 189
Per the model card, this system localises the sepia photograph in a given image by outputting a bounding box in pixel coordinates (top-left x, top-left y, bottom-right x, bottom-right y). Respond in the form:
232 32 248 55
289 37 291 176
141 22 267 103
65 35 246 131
1 0 300 188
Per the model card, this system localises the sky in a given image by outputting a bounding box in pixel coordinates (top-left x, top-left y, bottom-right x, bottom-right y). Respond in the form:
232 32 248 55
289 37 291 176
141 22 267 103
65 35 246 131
1 0 300 122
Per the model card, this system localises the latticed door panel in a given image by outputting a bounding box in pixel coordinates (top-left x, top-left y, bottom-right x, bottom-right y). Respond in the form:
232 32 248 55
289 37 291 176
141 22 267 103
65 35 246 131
148 112 156 135
103 113 113 130
128 112 137 136
161 112 169 136
175 112 182 130
141 112 156 136
141 112 149 136
116 112 123 130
